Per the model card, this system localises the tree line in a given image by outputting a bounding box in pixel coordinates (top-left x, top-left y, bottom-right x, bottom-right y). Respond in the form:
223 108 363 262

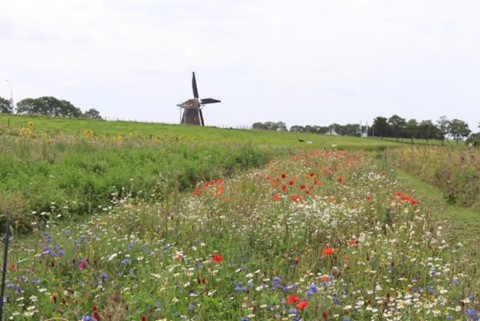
0 96 102 119
371 115 471 144
253 115 478 145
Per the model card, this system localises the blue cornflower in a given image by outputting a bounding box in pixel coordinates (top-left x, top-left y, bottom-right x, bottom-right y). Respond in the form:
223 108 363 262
189 303 196 311
65 229 71 237
121 258 130 265
59 250 65 257
309 283 319 294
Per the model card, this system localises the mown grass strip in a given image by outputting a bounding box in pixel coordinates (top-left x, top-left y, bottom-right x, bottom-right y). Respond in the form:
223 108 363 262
395 169 480 259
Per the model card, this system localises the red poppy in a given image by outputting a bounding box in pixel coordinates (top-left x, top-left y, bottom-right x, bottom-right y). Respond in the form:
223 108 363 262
350 239 358 246
93 307 101 321
273 194 280 202
296 301 308 310
324 248 335 256
281 185 287 191
337 177 345 183
213 254 223 264
300 184 306 190
366 195 372 201
141 315 148 321
281 173 287 179
288 180 295 186
287 294 299 304
411 199 418 206
321 275 330 283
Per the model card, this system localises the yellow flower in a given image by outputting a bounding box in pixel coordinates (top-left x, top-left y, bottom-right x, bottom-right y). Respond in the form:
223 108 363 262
28 121 35 128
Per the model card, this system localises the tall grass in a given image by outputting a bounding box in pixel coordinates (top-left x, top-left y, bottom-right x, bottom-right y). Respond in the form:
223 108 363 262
386 146 480 210
0 133 292 232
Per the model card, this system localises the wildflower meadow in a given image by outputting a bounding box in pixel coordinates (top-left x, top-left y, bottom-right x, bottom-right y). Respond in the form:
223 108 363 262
3 147 480 320
1 116 479 320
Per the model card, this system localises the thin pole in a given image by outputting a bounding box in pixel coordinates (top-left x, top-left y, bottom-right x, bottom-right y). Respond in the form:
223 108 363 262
0 219 11 320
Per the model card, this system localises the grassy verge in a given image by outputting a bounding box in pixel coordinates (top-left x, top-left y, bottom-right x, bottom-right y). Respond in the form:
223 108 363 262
394 169 480 245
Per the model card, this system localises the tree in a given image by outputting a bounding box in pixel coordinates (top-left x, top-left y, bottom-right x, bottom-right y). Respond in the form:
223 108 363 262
84 108 102 120
0 96 13 113
466 132 480 147
448 119 471 145
252 122 267 130
388 114 407 142
418 120 440 143
406 119 419 143
436 116 449 145
16 98 37 114
17 97 82 117
290 125 305 132
372 116 389 139
252 121 287 131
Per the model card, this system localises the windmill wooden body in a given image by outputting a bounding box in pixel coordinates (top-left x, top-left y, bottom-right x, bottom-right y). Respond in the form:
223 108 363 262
177 72 221 126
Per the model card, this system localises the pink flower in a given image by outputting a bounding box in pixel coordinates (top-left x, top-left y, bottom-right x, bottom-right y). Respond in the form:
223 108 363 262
79 259 88 270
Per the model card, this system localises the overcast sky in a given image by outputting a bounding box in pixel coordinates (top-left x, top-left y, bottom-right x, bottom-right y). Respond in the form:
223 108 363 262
1 0 479 130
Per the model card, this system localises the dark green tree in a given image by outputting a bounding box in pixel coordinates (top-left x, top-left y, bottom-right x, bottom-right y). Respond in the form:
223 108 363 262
17 97 82 117
372 116 389 139
84 108 102 120
418 120 439 143
388 114 407 142
289 125 305 132
406 119 419 143
0 96 13 113
448 119 471 145
436 116 449 145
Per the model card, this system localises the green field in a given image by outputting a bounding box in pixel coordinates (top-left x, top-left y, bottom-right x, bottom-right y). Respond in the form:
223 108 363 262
0 114 479 320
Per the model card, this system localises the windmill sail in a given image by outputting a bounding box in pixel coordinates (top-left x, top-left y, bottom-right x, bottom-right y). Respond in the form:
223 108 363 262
192 72 199 99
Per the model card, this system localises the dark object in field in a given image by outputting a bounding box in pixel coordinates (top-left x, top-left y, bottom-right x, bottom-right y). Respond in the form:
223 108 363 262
177 72 221 126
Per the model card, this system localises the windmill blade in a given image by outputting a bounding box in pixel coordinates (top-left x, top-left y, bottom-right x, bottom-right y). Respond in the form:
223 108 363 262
200 98 221 105
199 108 205 126
192 72 199 99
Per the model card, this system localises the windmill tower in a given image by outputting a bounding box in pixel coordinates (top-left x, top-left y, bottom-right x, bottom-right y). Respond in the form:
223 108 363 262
177 72 221 126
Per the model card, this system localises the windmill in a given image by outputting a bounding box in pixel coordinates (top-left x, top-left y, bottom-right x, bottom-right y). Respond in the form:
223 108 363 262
177 72 221 126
